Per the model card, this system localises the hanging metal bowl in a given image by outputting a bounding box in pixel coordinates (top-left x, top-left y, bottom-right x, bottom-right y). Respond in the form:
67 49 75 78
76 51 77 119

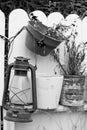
26 20 65 56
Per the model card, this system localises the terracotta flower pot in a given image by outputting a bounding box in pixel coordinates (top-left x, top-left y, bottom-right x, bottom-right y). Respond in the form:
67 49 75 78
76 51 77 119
26 21 64 56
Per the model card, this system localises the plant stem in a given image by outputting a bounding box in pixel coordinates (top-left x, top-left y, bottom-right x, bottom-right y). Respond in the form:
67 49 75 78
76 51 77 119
56 58 68 75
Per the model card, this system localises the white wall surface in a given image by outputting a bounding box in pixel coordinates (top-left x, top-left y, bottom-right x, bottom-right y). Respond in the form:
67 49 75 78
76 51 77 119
15 112 87 130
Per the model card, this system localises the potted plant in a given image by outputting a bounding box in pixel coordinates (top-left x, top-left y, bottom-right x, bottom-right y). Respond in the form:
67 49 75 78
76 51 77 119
51 22 87 108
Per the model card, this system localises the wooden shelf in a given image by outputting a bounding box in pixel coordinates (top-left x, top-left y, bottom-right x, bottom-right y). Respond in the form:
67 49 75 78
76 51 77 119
35 104 87 113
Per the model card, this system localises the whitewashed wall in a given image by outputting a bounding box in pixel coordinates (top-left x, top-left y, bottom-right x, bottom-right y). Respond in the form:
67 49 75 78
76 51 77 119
2 8 87 130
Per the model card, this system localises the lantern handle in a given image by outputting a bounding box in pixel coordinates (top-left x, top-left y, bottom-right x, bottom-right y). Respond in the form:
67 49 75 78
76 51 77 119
2 63 14 110
28 64 37 111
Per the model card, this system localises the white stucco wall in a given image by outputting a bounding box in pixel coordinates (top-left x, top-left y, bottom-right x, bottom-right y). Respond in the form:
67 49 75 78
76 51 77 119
15 112 87 130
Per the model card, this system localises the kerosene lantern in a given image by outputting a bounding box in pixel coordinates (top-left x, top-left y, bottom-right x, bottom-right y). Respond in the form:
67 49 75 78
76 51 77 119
2 57 37 122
